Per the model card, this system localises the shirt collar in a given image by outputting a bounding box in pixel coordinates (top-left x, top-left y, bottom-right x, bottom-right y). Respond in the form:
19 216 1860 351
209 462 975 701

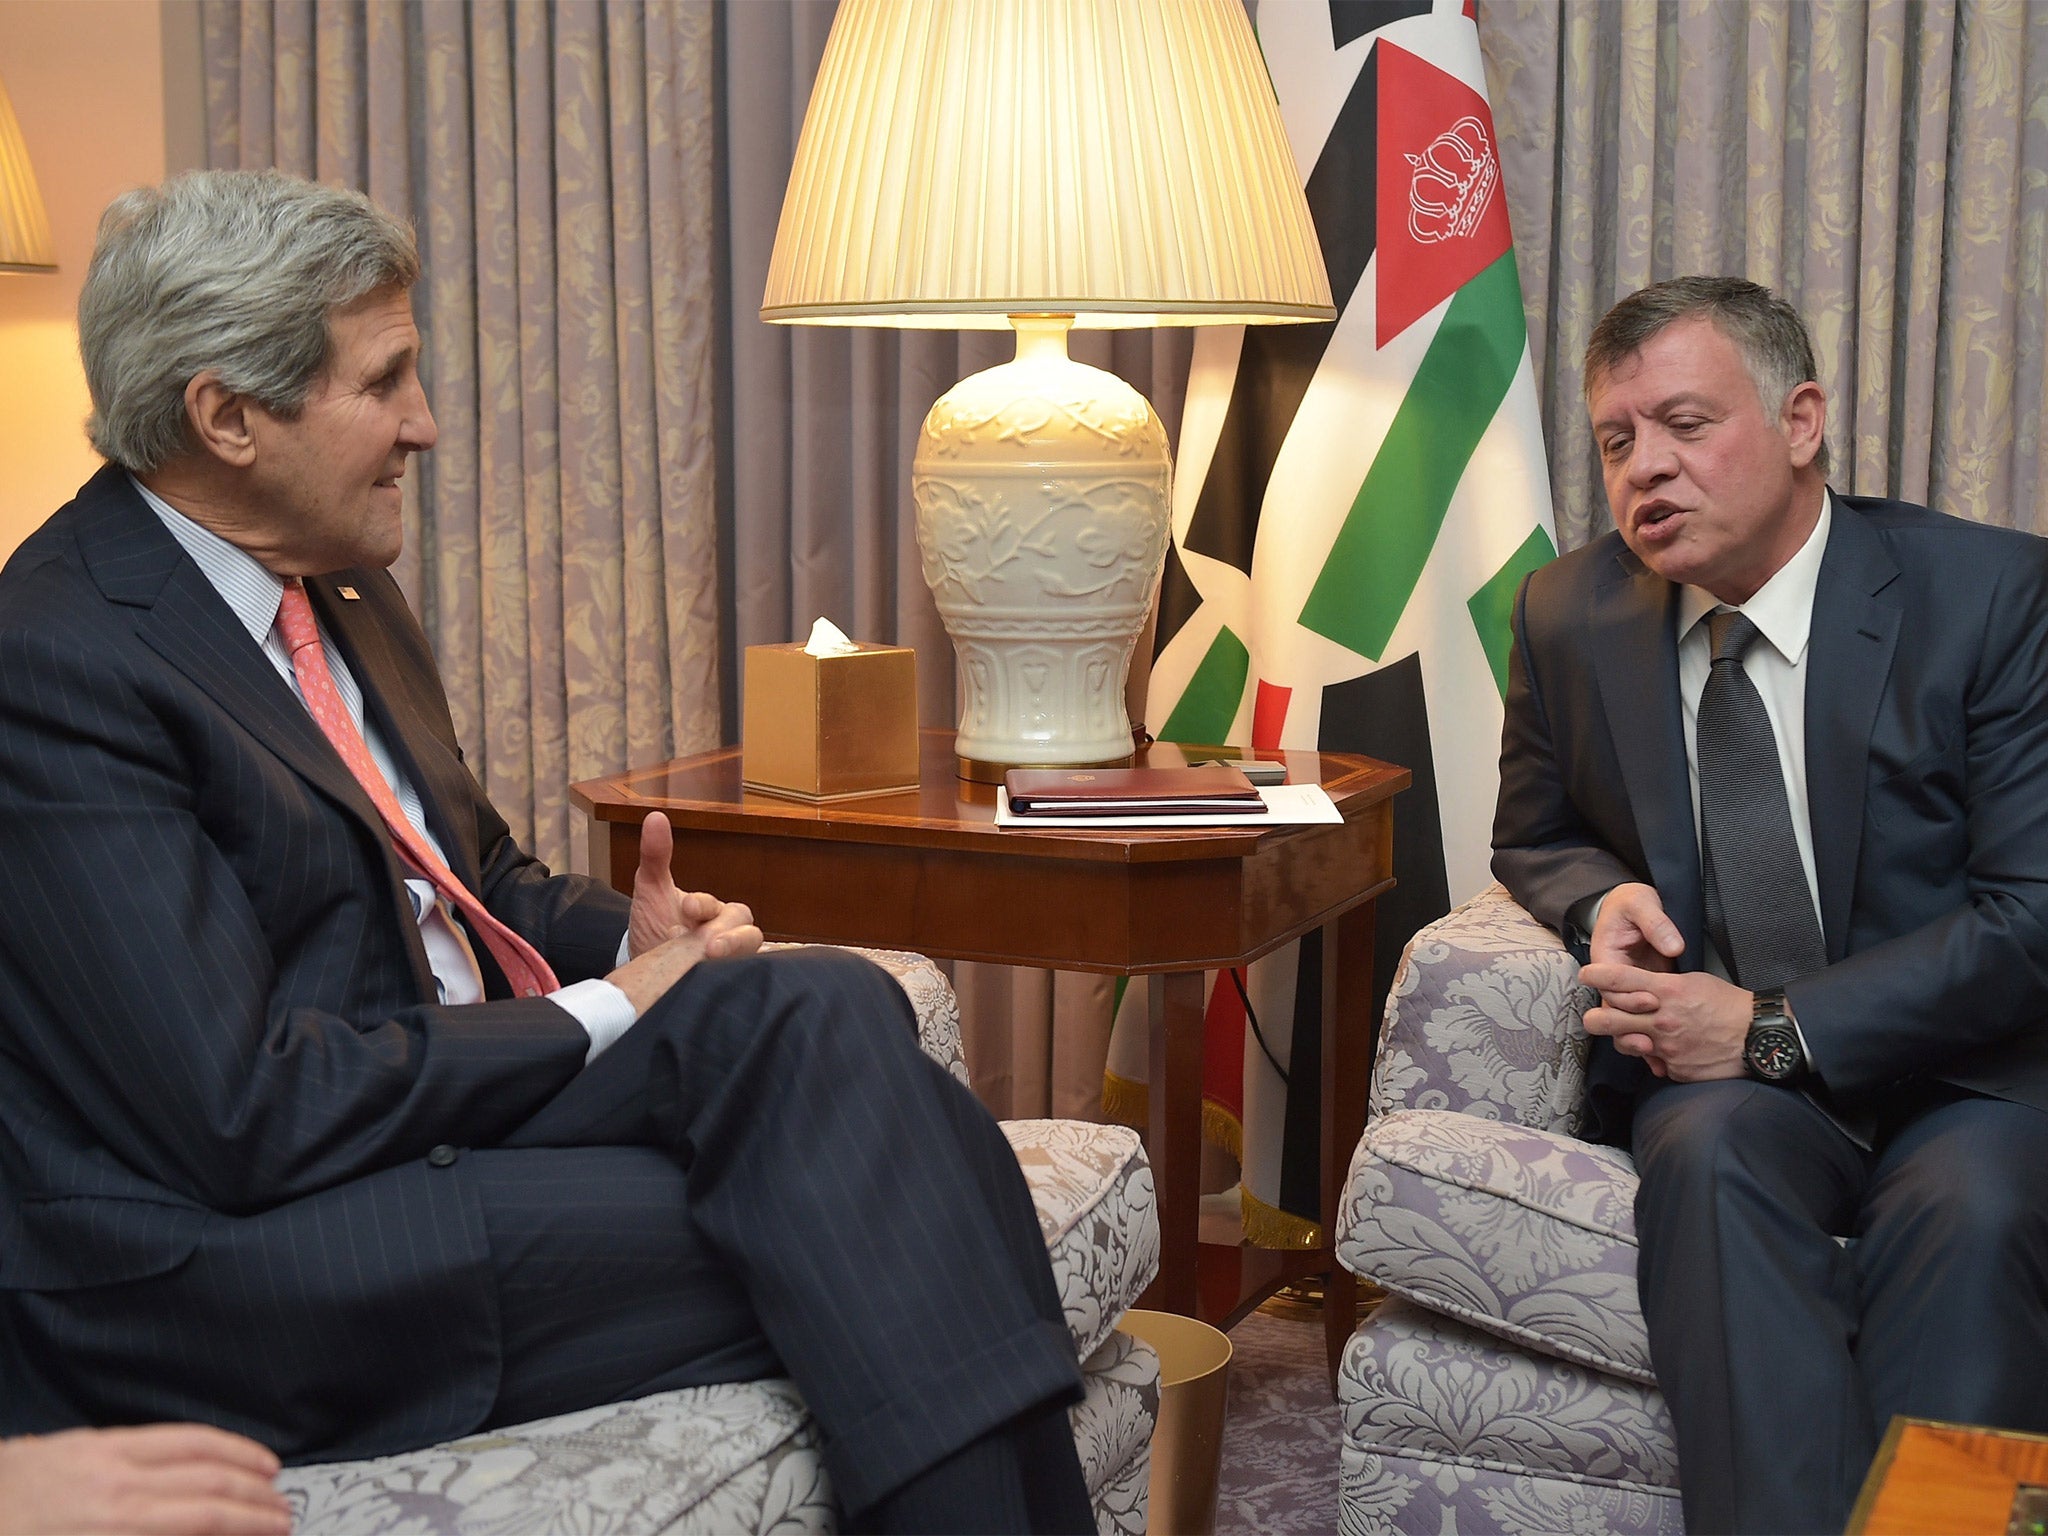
130 475 287 647
1678 489 1834 666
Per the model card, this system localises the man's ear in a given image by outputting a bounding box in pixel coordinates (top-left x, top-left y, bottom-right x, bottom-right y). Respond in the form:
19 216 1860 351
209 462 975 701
1781 379 1827 471
183 373 260 468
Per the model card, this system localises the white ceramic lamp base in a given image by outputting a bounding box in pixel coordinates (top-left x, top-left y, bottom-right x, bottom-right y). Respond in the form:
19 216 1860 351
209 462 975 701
912 317 1172 777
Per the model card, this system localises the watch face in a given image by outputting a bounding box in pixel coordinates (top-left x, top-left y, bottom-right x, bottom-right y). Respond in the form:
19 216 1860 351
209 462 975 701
1746 1023 1803 1082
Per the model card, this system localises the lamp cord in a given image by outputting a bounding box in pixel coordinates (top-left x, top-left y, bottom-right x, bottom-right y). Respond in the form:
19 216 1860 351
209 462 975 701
1229 966 1289 1087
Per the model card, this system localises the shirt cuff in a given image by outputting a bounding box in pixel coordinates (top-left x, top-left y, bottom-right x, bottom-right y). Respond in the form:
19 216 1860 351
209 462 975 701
550 978 638 1064
617 931 632 966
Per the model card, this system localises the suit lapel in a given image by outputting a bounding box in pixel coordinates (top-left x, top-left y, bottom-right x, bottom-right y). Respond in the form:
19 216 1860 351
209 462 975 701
77 476 388 838
1590 549 1708 966
78 472 441 999
1804 505 1901 960
306 577 484 893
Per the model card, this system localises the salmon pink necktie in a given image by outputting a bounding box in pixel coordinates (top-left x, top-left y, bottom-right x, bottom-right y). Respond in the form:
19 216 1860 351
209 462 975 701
276 578 560 999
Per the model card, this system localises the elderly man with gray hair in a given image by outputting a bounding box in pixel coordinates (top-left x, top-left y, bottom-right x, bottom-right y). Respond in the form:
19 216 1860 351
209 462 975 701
0 169 1092 1535
1492 275 2048 1532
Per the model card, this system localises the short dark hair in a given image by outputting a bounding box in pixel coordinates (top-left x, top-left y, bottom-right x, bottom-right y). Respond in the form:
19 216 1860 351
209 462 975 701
1584 276 1830 476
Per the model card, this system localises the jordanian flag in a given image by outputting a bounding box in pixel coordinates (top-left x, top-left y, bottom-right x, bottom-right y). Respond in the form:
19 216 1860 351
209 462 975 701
1103 0 1557 1247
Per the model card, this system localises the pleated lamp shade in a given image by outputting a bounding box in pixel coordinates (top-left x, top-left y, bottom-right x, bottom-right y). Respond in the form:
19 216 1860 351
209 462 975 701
762 0 1334 329
0 76 55 275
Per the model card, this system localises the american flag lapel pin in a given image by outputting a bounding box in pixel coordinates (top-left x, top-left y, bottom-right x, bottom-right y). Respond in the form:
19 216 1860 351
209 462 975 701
337 586 361 600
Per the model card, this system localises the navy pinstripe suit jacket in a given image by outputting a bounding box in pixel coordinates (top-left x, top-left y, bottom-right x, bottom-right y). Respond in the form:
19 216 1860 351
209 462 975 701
0 465 634 1457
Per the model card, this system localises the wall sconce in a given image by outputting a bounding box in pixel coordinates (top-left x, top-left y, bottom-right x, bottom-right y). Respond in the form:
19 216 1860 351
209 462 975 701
0 73 56 274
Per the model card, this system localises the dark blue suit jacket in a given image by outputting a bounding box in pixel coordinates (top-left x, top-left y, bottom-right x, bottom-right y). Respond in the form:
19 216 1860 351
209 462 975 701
0 465 632 1457
1492 494 2048 1142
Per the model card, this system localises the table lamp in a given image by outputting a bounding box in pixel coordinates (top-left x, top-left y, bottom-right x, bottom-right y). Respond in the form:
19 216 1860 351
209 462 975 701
762 0 1332 779
0 74 56 274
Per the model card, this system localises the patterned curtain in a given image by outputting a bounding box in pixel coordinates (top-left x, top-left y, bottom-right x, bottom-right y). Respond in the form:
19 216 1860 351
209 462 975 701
200 0 720 869
1479 0 2048 551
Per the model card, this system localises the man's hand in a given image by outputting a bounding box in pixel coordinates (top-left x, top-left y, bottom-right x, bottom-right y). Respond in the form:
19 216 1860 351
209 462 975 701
608 821 762 1017
0 1424 290 1536
1580 962 1751 1082
628 812 696 959
1582 883 1689 1073
606 907 762 1016
1588 882 1686 972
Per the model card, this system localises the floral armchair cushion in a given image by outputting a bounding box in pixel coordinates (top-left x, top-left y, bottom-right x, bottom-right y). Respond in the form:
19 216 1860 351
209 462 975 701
1370 885 1590 1136
283 1379 829 1536
283 1332 1162 1536
1341 888 1679 1534
1002 1120 1159 1362
1348 886 1657 1384
1340 1296 1678 1536
773 943 971 1087
1339 1110 1651 1384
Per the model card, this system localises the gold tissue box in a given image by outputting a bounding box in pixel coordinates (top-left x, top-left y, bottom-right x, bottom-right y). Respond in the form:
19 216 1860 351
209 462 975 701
741 642 919 801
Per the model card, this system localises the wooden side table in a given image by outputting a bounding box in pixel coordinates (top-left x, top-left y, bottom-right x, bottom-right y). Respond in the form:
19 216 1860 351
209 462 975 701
1848 1417 2048 1535
572 732 1406 1377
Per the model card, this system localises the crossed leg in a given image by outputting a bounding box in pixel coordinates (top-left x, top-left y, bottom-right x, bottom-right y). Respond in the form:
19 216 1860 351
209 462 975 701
473 947 1091 1532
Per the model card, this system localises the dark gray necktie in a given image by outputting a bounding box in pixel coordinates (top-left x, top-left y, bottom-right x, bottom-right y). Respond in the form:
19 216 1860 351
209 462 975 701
1697 611 1827 991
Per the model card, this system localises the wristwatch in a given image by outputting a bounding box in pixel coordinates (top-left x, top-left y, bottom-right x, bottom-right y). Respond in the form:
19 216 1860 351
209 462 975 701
1744 990 1808 1083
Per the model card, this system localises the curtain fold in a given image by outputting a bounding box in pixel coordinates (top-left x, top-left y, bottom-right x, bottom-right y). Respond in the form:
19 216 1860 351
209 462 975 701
1480 0 2048 549
200 0 719 870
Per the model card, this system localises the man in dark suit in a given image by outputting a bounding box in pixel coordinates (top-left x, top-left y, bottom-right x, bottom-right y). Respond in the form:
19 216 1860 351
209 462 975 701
1493 276 2048 1534
0 169 1091 1534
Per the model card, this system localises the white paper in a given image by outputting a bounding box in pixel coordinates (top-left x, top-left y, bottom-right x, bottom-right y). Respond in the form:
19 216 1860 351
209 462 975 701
993 782 1343 829
802 617 860 657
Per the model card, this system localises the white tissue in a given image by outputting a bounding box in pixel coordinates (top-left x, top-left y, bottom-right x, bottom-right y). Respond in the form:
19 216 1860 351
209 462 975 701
803 617 860 657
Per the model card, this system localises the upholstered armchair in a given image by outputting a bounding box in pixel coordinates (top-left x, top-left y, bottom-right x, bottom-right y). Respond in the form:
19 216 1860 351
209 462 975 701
282 947 1163 1536
1333 889 1683 1535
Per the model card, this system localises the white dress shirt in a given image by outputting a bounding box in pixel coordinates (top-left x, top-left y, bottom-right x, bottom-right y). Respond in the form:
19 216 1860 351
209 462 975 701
1572 493 1834 984
1676 491 1833 972
136 478 635 1061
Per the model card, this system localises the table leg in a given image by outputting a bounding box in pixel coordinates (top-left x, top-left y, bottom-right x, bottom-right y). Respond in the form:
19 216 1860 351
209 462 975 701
594 818 626 893
1138 969 1207 1315
1322 898 1379 1389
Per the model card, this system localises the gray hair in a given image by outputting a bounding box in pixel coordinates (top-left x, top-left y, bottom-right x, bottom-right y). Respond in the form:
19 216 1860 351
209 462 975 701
78 169 419 473
1584 276 1830 476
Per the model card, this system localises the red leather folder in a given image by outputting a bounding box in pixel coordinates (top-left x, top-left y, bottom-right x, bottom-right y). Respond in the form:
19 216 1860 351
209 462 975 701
1003 763 1265 816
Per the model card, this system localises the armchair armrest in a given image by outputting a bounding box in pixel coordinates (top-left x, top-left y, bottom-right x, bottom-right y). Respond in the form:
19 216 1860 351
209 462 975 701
763 942 970 1086
1370 883 1592 1136
1338 1109 1652 1386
